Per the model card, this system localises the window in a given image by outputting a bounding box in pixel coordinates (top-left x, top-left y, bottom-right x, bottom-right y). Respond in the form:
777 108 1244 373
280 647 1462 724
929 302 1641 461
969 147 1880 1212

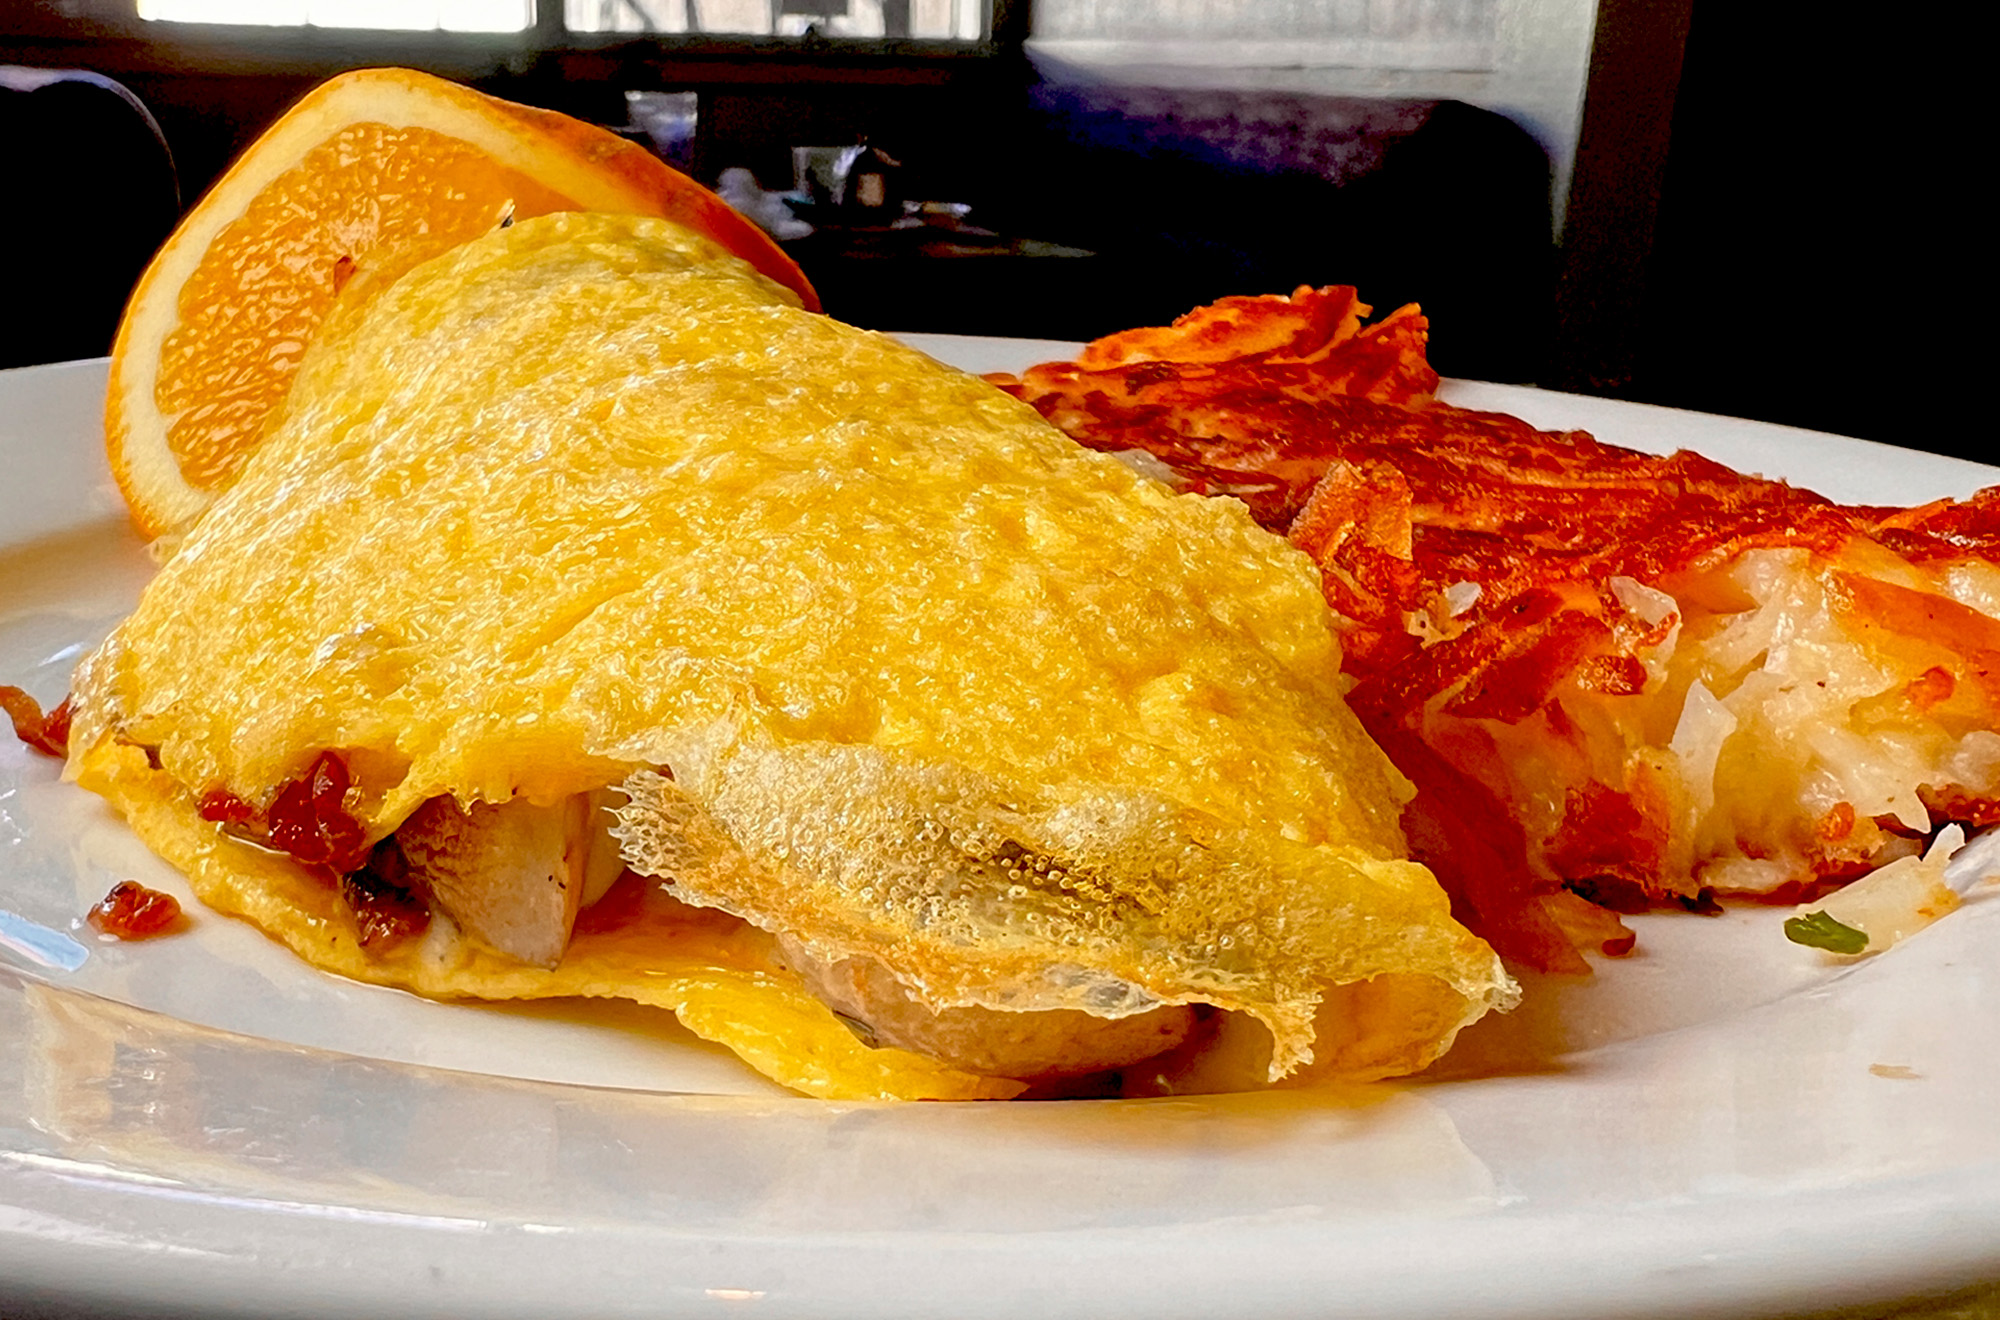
132 0 990 40
567 0 984 40
136 1 531 30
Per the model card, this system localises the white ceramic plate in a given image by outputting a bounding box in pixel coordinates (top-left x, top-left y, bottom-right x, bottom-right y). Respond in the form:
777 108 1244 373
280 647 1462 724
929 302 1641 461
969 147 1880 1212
4 343 1999 1320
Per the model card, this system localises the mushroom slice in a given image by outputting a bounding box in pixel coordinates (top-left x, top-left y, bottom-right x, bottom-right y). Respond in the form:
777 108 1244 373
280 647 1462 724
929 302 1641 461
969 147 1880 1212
398 789 623 967
779 935 1198 1080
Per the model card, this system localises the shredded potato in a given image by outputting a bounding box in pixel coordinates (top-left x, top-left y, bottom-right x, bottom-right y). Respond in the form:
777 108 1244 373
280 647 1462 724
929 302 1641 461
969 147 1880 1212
999 290 2000 971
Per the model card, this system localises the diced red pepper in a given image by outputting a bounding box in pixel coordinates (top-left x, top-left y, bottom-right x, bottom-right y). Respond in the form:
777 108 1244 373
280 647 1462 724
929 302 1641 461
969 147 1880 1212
198 787 260 825
267 750 370 874
87 880 184 939
1 686 71 758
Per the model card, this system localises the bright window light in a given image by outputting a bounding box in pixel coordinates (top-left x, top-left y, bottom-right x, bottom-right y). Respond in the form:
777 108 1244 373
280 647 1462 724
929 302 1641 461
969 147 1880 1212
137 0 534 31
566 0 984 39
137 0 984 37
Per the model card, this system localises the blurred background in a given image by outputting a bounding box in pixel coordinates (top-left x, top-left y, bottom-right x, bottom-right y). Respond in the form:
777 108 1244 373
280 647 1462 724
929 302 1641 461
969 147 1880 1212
0 0 1973 457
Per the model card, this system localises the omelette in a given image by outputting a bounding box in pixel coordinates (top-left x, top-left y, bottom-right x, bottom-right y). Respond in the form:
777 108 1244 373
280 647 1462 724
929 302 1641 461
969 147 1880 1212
64 212 1513 1100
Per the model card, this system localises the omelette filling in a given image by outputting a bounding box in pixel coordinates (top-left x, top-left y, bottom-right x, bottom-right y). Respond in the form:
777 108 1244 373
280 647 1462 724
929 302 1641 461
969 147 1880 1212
369 779 1203 1081
66 210 1514 1100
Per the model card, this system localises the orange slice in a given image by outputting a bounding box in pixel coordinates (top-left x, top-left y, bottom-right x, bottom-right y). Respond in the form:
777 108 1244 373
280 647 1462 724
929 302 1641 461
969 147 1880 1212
106 67 818 539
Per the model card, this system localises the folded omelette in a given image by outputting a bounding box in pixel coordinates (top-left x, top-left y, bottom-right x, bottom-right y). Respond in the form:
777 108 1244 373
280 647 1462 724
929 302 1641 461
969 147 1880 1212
65 212 1514 1099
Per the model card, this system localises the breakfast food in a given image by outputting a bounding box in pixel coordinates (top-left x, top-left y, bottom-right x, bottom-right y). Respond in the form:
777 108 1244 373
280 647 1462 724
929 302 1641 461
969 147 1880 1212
994 288 2000 971
85 880 184 941
106 67 816 540
62 212 1513 1099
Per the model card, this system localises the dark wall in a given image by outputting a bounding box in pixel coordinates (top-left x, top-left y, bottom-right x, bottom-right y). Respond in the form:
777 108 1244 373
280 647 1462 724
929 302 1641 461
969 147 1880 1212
1627 7 1976 457
0 68 180 368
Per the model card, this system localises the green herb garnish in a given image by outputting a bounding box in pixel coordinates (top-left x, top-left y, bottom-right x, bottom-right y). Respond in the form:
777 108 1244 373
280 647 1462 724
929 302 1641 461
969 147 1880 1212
1784 909 1870 955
